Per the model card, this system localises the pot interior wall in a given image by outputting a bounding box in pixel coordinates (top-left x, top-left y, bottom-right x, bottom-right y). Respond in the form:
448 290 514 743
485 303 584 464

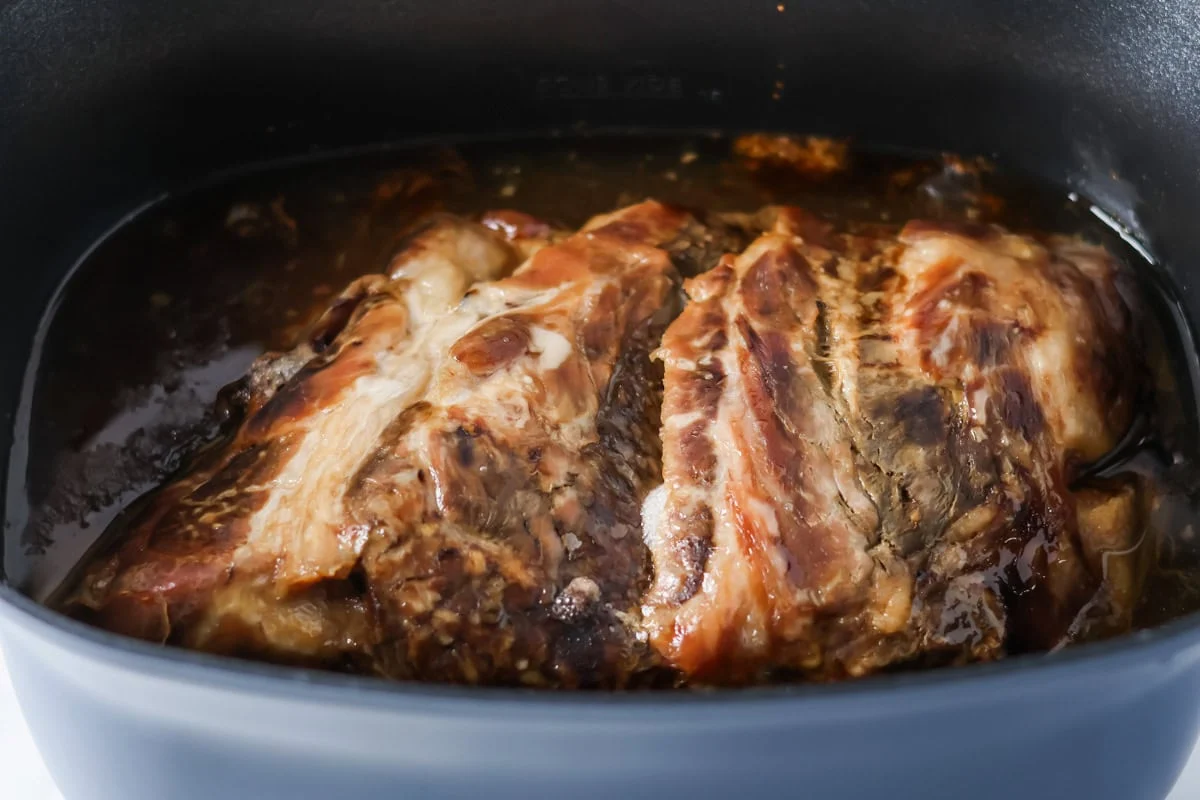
3 0 1200 595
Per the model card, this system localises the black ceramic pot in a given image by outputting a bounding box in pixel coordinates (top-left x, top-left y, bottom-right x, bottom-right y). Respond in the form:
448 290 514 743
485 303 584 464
3 2 1200 798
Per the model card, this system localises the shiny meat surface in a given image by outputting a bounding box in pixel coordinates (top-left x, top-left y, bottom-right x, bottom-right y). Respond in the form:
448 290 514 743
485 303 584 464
347 201 715 686
641 210 1145 682
66 200 736 682
64 195 1149 688
65 215 532 664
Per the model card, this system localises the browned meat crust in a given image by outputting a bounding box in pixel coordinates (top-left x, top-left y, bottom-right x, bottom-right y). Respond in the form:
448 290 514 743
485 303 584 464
642 208 1144 683
348 201 720 686
64 215 531 665
65 199 1147 688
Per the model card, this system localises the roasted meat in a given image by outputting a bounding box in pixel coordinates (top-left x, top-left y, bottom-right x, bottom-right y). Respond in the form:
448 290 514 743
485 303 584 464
65 193 1148 688
346 200 721 686
641 210 1146 682
65 214 536 664
66 200 739 682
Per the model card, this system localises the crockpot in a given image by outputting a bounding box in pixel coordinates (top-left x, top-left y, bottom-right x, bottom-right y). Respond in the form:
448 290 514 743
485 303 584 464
2 1 1200 798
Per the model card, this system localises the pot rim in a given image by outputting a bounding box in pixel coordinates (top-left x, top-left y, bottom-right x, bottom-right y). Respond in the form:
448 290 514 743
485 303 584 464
3 580 1198 717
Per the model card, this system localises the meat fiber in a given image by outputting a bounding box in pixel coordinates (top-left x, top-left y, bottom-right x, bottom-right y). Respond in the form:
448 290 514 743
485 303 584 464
67 201 739 682
65 199 1148 688
65 214 535 665
641 209 1146 682
347 201 722 686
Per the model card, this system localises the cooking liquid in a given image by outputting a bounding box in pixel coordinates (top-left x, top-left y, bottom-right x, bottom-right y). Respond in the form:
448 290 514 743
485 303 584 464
8 134 1200 643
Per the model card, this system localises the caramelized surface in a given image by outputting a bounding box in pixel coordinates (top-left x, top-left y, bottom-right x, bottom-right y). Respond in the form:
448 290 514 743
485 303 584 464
46 139 1172 687
348 201 719 686
67 216 529 664
642 210 1145 682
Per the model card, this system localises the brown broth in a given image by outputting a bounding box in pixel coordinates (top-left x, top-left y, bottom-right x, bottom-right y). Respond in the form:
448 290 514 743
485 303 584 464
8 134 1200 638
